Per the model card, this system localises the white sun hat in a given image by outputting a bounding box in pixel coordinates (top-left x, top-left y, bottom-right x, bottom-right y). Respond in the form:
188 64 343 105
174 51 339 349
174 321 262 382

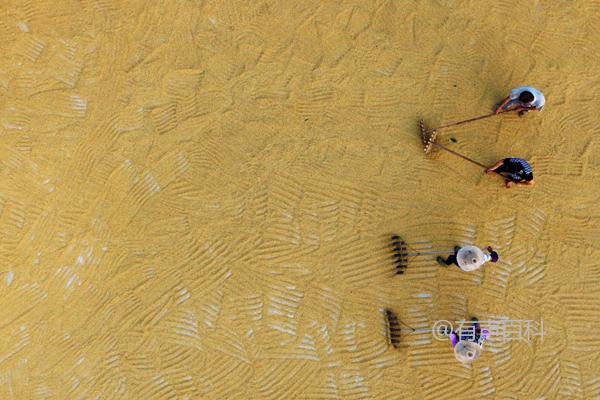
454 340 481 364
456 245 486 272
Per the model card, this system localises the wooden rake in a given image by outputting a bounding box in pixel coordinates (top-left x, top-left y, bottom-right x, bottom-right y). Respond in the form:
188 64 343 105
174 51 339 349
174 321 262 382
420 119 490 169
423 111 508 135
390 234 453 274
385 309 402 348
384 309 434 348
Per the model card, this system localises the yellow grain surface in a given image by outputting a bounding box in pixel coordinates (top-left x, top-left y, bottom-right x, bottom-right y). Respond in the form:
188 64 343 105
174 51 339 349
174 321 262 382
0 1 599 399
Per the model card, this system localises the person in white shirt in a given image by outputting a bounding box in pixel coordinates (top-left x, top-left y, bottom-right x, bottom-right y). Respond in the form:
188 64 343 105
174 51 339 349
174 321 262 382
495 86 545 117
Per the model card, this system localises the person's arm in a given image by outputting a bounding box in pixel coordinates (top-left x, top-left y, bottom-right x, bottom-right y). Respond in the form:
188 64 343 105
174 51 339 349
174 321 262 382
515 106 540 118
492 251 499 261
495 96 511 114
449 332 459 347
486 247 499 262
486 160 505 174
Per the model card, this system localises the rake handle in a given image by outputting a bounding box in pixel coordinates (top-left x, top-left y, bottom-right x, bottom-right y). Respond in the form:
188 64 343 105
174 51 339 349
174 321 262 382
433 110 509 131
431 142 488 169
399 250 454 257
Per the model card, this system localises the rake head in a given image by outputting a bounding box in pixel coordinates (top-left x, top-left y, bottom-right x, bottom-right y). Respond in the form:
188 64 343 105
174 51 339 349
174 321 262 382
385 309 401 348
391 234 407 274
419 119 438 155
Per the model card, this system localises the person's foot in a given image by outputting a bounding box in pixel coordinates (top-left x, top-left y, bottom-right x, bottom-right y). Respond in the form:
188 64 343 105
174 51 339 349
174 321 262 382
437 256 448 266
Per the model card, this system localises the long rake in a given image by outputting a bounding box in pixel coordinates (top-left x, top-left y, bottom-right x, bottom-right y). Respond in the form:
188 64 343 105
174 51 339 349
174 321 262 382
420 119 498 171
391 234 452 274
385 309 443 348
424 110 509 134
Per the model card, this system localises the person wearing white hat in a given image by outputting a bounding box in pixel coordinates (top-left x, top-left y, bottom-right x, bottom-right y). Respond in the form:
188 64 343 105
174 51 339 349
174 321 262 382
437 245 499 272
495 86 545 117
449 317 490 364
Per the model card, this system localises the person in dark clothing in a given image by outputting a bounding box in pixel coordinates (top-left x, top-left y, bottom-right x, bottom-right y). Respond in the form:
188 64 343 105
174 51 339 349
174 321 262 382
439 246 462 267
486 158 535 188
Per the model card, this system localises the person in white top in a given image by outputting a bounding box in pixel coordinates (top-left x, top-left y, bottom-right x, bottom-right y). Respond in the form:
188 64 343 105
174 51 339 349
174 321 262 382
437 245 499 272
495 86 545 118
